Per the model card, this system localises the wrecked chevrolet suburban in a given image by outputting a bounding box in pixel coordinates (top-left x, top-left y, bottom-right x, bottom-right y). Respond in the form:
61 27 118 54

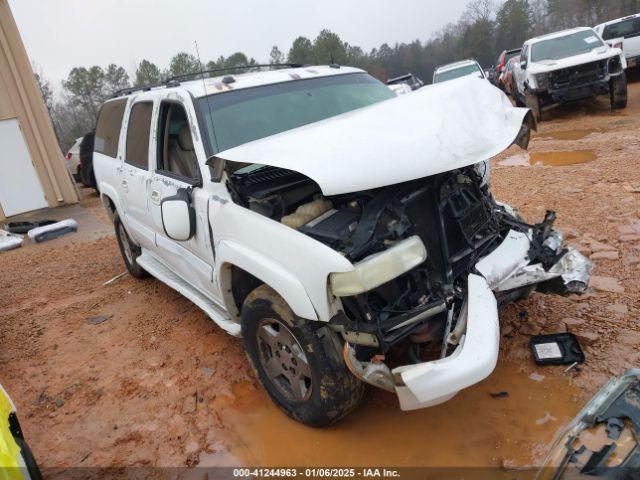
93 65 591 427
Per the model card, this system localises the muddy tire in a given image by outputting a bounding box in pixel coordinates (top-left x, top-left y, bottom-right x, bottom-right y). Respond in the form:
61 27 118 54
525 90 543 122
241 285 364 427
513 82 525 107
610 71 627 110
114 213 148 279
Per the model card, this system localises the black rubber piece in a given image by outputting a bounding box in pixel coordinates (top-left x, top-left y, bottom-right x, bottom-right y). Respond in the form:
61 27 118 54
4 220 56 234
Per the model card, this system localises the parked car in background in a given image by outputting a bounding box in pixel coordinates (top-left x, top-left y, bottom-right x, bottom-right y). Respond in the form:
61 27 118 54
386 73 424 92
595 13 640 68
79 130 97 190
65 137 83 181
433 59 486 83
0 384 42 480
512 27 627 121
93 64 590 427
495 48 522 91
503 55 520 98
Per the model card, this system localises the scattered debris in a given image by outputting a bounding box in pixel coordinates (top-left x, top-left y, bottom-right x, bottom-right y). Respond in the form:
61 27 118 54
563 317 585 327
536 412 557 425
4 220 56 234
589 275 625 293
55 398 64 408
520 322 542 336
102 272 127 286
563 362 579 374
529 372 545 382
86 315 111 325
0 229 23 252
203 367 215 379
27 219 77 243
490 391 509 399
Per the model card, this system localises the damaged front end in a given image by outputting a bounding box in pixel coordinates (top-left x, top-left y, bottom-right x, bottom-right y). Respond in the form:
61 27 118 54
322 166 591 410
229 161 591 410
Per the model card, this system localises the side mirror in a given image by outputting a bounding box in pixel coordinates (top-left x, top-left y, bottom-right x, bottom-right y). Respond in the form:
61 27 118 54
161 188 195 241
520 60 528 70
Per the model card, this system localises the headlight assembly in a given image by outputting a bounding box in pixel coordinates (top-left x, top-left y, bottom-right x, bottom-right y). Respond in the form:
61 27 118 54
535 73 549 91
329 236 427 297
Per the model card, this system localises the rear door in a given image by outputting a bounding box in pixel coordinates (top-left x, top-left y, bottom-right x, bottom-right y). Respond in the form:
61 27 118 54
147 95 219 297
119 100 156 250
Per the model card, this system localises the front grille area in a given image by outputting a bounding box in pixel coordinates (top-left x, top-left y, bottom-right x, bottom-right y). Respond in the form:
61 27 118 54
549 60 607 90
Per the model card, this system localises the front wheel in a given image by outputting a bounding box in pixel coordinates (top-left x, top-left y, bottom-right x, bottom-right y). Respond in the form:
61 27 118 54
525 90 543 122
241 285 364 427
610 71 628 110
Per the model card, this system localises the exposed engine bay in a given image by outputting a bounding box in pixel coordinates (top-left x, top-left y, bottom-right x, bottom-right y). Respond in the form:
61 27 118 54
226 161 590 379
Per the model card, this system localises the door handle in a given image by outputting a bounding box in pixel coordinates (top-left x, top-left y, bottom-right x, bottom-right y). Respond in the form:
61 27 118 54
150 190 161 205
121 179 128 191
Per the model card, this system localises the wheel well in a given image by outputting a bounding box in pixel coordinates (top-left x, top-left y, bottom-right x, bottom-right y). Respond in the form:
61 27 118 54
220 264 264 320
101 194 116 221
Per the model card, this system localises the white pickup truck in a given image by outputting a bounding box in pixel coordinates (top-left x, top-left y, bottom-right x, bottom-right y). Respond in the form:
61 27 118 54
512 27 627 121
595 13 640 68
93 65 590 426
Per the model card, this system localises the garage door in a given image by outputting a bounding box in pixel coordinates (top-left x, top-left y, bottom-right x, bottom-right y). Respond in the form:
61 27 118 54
0 117 47 216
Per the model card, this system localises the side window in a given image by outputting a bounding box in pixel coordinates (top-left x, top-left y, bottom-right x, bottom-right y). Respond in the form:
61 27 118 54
156 102 200 182
125 102 153 170
95 99 126 158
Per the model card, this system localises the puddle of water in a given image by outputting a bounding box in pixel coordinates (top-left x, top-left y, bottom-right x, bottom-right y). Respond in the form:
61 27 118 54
211 362 581 468
534 129 601 141
499 151 597 167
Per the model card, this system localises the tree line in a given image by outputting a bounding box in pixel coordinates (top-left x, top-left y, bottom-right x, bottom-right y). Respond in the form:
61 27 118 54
38 0 640 151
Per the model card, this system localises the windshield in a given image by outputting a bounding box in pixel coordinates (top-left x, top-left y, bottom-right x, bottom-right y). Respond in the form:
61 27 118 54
603 18 640 40
433 64 482 83
197 72 395 153
531 30 605 62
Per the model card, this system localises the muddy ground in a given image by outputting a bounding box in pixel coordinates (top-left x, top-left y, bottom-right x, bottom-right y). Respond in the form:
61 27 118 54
1 82 639 472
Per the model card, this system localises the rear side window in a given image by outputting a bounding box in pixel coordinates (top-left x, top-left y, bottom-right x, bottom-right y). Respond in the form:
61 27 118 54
125 102 153 170
603 18 640 40
95 99 126 158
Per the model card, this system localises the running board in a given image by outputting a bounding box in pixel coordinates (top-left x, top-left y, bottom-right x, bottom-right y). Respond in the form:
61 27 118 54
136 252 241 336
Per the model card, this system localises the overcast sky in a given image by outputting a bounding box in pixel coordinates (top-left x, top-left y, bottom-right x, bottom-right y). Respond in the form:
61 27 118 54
9 0 470 87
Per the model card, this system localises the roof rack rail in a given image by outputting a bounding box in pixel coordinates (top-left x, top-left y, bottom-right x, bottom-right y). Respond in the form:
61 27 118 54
109 82 164 98
166 63 303 83
109 63 304 99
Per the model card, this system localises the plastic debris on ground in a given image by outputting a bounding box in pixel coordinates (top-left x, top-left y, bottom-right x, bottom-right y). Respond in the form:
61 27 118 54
0 229 23 252
4 220 56 234
27 219 78 243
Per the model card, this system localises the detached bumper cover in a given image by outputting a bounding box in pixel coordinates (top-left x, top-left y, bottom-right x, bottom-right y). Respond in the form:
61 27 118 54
394 273 499 410
392 229 591 410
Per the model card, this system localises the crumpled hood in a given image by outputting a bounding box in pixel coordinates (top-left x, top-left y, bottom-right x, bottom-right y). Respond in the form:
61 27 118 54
216 77 530 195
528 46 622 74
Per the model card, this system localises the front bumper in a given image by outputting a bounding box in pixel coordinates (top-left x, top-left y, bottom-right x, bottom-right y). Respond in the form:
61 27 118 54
390 229 591 410
543 79 610 104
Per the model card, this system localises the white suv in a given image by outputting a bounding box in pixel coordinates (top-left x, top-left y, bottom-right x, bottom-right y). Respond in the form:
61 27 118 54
595 13 640 68
94 65 591 426
512 27 627 121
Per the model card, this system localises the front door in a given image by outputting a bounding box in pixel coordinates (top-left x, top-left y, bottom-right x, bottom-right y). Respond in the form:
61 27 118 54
148 98 219 299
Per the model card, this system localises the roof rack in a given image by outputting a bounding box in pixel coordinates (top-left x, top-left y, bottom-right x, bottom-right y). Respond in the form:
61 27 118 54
166 63 303 83
109 63 304 99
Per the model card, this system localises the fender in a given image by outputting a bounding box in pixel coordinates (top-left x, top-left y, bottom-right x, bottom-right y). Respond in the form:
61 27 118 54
216 240 318 321
99 183 123 222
